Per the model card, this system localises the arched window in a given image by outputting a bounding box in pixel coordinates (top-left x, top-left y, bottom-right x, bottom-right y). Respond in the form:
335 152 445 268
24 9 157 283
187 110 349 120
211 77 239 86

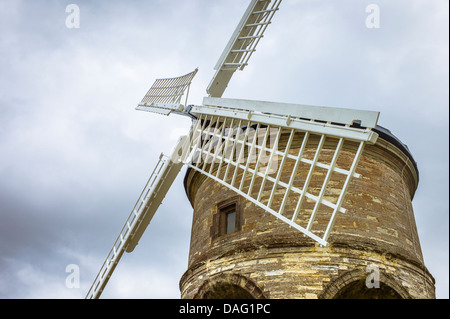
194 273 267 299
333 279 402 299
203 283 254 299
320 268 411 299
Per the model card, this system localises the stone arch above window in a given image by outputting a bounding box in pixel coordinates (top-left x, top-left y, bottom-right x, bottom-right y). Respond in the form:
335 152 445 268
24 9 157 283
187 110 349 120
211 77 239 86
194 273 267 299
319 268 411 299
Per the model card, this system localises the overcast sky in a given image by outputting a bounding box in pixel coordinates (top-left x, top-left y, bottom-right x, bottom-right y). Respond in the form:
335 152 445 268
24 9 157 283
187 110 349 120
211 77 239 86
0 0 448 299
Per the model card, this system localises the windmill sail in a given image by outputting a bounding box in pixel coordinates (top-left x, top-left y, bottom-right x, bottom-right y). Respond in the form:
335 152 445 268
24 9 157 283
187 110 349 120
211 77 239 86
85 137 186 299
182 97 379 247
87 95 379 298
136 68 198 116
207 0 282 98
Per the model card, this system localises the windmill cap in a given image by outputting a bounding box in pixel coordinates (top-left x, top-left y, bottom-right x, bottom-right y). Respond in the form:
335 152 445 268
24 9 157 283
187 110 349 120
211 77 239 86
373 124 419 182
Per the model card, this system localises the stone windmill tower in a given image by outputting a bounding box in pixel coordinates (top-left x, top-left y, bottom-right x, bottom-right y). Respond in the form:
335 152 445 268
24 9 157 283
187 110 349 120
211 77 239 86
86 0 435 299
180 124 436 299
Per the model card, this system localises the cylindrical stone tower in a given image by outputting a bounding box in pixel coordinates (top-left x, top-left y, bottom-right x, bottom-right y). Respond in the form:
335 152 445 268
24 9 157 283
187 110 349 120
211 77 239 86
180 125 435 299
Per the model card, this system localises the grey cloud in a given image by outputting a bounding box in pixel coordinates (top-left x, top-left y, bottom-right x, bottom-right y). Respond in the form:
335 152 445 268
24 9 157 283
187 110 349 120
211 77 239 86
0 0 447 299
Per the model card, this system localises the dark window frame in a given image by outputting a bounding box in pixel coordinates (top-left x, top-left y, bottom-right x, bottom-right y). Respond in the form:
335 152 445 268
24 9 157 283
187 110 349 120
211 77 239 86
211 197 243 240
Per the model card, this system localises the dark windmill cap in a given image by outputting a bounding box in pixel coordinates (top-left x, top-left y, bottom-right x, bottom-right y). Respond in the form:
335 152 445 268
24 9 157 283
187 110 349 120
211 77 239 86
373 124 419 182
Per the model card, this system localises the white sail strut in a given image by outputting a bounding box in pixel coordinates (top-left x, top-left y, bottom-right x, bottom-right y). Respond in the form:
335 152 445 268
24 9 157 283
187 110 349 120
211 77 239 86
85 137 186 299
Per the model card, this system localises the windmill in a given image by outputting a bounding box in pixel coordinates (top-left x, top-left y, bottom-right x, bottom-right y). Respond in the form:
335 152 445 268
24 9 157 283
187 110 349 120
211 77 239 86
86 0 380 299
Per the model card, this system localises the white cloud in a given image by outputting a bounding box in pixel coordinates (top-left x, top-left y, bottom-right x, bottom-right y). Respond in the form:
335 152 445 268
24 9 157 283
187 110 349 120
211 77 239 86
100 263 182 299
1 257 83 299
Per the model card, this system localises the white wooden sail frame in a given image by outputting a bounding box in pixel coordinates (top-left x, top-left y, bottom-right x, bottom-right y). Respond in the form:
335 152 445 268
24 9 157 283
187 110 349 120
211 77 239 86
207 0 282 98
179 97 379 247
136 68 198 116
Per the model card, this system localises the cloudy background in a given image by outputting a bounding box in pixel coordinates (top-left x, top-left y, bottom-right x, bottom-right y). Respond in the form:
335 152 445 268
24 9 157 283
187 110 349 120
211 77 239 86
0 0 448 299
